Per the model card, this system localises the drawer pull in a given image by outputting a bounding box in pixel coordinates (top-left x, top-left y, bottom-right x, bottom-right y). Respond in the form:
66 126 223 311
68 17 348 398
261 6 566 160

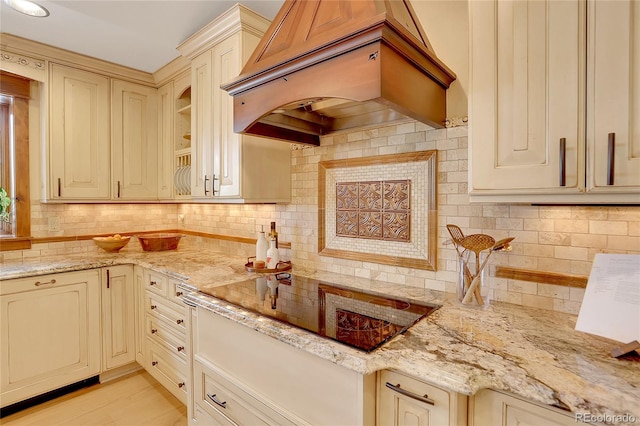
152 361 158 366
151 328 158 334
34 279 57 287
207 393 227 409
177 346 184 352
178 382 186 388
176 319 184 325
385 382 435 406
149 281 157 286
150 305 157 310
559 137 566 187
176 291 183 297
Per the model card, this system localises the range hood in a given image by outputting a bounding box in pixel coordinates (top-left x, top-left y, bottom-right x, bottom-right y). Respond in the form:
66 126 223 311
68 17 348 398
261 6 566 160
221 0 456 146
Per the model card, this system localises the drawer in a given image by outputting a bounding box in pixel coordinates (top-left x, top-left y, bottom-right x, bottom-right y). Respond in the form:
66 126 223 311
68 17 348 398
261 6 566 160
0 270 100 295
145 315 187 363
194 359 299 426
144 270 169 297
145 292 187 335
194 402 236 426
168 279 187 306
147 339 187 404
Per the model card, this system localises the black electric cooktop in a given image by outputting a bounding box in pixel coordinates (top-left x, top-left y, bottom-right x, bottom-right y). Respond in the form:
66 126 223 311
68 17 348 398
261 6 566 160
199 274 440 352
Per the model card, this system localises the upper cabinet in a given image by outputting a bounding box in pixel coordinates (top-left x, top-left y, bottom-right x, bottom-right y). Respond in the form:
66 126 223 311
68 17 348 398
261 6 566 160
49 63 158 201
50 64 111 200
179 5 291 203
469 0 639 204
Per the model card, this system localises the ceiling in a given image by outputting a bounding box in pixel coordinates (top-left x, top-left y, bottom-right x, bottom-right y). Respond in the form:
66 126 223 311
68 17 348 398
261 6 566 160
0 0 284 73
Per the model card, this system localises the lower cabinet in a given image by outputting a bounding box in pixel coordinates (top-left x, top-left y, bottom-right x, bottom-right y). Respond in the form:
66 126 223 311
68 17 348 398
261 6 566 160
0 270 101 408
470 389 576 426
191 305 376 426
101 265 135 371
141 269 189 404
377 370 467 426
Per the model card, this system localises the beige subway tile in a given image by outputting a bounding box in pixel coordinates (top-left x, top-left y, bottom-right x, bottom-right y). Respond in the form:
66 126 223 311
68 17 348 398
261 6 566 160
537 257 574 273
521 294 554 310
482 205 510 217
553 299 581 315
571 233 608 249
554 246 588 261
570 287 586 302
570 206 608 220
508 280 538 295
539 232 571 245
607 235 640 251
539 207 572 219
509 206 539 219
607 207 640 221
537 283 570 300
589 220 628 235
493 290 522 305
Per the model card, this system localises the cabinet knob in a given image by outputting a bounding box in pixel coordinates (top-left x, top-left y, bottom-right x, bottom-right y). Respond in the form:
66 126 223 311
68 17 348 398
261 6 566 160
175 291 183 297
149 281 157 286
178 382 186 388
150 305 157 310
176 319 184 325
151 328 158 334
152 361 158 366
177 346 184 352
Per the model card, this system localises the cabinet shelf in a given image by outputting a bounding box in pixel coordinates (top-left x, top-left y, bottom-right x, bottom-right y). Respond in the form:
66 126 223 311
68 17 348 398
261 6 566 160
177 104 191 114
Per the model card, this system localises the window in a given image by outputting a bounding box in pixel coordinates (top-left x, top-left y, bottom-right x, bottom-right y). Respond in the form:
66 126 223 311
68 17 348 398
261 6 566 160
0 70 31 251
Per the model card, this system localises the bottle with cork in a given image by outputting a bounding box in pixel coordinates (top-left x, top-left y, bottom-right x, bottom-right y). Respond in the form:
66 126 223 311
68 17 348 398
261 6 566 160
269 221 278 248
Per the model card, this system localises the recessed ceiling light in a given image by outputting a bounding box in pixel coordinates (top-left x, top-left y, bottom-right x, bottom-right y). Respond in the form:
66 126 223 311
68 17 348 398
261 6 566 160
3 0 49 17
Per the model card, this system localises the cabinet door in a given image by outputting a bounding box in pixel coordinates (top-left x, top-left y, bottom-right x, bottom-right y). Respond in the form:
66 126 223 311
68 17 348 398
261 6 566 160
377 370 466 426
0 270 101 407
101 265 135 370
158 81 175 200
191 50 214 198
49 63 110 200
112 80 158 199
212 34 242 198
588 0 640 191
470 0 585 193
471 389 575 426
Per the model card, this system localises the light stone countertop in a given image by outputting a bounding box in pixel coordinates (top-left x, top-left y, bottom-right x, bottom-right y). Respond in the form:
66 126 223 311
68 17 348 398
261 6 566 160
2 247 639 425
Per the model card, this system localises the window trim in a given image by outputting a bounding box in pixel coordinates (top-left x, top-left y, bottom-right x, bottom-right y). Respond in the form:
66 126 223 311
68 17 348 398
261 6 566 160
0 71 32 251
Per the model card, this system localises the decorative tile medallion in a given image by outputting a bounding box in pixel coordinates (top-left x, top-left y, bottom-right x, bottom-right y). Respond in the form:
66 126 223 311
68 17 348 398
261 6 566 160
336 180 411 242
318 151 437 271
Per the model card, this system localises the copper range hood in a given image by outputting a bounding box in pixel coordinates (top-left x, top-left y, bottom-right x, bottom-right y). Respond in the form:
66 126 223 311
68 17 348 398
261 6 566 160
221 0 456 146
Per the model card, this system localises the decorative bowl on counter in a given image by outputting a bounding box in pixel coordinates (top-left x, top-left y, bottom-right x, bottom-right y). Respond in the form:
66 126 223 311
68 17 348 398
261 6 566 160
136 233 184 251
93 235 131 252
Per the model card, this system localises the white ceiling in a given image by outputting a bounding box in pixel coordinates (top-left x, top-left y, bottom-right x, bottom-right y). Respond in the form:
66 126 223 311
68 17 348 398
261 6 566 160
0 0 284 73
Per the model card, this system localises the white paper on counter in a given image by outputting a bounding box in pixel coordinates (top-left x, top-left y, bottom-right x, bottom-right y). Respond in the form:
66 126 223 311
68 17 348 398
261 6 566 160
575 253 640 343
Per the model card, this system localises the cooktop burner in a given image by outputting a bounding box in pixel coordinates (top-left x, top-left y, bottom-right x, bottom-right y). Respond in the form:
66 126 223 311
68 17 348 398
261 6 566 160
199 274 439 352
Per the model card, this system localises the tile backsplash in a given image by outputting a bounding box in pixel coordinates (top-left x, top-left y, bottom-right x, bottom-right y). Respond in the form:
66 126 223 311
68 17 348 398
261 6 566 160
5 122 639 315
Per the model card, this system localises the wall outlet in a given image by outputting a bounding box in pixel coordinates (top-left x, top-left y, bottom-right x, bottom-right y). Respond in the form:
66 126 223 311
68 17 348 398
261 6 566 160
48 216 60 231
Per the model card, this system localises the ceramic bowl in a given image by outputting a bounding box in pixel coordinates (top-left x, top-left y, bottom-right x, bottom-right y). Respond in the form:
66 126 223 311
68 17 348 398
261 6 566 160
136 233 184 251
93 235 131 252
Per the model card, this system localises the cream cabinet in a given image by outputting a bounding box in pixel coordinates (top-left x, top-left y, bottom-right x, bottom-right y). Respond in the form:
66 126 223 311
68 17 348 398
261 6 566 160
100 265 135 371
142 269 189 404
158 71 192 200
377 370 467 426
49 63 159 201
0 270 101 408
50 63 111 200
470 0 639 204
191 304 375 426
179 4 291 203
133 265 146 366
111 80 158 200
470 389 577 426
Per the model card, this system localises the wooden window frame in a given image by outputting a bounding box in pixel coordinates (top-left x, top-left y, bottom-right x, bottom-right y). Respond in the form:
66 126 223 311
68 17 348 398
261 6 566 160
0 71 32 251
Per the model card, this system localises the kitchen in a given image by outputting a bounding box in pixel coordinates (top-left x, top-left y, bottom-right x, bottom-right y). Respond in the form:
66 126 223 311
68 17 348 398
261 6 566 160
1 0 639 425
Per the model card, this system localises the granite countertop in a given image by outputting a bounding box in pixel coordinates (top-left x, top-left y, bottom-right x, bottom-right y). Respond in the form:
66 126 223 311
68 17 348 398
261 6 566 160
2 247 639 424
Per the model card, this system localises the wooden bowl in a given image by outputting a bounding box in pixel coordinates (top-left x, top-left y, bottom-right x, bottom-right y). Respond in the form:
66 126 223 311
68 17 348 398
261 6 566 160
136 233 184 251
93 236 131 252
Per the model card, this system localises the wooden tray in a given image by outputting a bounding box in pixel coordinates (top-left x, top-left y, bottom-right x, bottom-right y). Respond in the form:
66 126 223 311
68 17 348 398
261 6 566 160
245 257 292 273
